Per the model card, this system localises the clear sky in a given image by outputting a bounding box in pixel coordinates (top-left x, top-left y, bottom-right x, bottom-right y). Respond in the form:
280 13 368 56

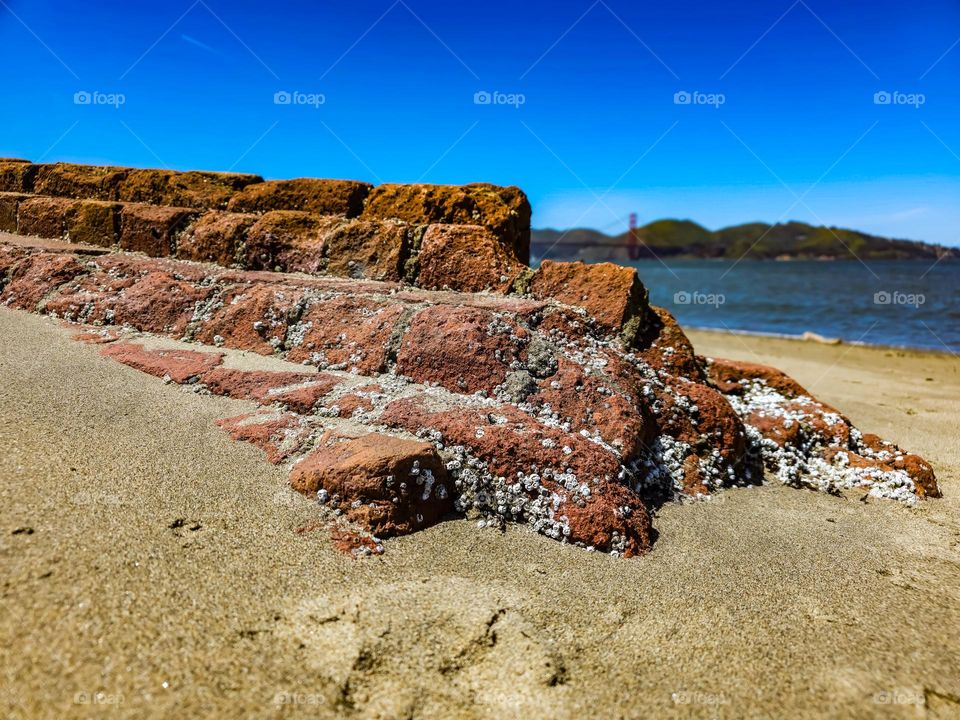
1 0 958 244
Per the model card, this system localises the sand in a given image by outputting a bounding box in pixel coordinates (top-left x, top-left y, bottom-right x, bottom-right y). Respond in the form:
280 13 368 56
1 311 958 719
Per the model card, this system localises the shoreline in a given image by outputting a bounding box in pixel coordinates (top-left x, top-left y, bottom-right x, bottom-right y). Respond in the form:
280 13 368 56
685 324 958 357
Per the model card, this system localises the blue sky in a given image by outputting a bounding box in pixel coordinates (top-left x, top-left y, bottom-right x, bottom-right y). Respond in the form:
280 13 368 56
1 0 958 244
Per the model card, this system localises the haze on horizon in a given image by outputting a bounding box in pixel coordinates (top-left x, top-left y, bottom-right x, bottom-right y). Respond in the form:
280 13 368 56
1 0 957 245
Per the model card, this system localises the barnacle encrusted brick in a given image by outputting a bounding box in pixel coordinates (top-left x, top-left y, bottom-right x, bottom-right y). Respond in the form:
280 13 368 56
217 411 317 464
286 296 407 374
361 182 532 263
0 252 85 309
705 356 810 398
528 260 651 343
113 270 214 335
227 178 371 217
289 432 452 537
636 306 705 380
416 224 524 293
704 357 939 500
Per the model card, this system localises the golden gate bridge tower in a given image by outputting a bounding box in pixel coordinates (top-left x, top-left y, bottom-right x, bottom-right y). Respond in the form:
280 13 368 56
628 212 642 260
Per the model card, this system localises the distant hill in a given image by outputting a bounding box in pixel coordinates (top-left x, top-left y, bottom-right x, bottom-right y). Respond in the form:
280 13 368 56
532 220 959 262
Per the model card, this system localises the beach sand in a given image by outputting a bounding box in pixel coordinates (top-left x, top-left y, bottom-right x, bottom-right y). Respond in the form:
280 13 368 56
1 311 958 719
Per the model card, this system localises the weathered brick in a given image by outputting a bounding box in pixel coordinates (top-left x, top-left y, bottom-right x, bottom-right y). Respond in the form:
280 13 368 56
416 224 523 293
528 260 651 342
17 196 75 238
0 192 27 232
217 411 317 464
394 305 526 394
194 284 305 356
33 163 126 200
0 253 85 310
362 182 532 263
0 161 37 193
289 432 452 537
285 296 406 374
109 270 214 335
243 211 339 274
177 210 257 266
119 204 199 257
200 367 340 413
323 218 410 282
64 200 121 247
100 342 223 383
117 168 262 209
227 178 371 216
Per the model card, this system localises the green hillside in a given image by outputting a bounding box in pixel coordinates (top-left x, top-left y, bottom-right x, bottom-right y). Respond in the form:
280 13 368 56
532 219 958 262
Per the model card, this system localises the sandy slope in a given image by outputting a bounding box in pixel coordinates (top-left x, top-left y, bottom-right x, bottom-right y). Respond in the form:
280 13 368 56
1 311 958 719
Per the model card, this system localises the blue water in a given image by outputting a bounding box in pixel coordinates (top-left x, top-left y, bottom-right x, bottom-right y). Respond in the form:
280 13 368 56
626 259 960 353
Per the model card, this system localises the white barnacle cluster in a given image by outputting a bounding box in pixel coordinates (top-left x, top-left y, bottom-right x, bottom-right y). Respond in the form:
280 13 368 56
284 318 312 349
727 378 917 503
423 431 577 545
633 435 692 497
188 293 223 331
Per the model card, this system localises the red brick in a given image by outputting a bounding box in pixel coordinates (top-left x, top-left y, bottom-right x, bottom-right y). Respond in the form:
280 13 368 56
227 178 371 216
286 296 406 374
120 204 199 257
177 210 257 266
528 260 650 341
323 218 410 282
289 432 452 537
100 342 223 383
243 211 338 274
362 182 532 263
416 224 524 293
395 305 526 394
16 196 74 238
117 168 262 209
